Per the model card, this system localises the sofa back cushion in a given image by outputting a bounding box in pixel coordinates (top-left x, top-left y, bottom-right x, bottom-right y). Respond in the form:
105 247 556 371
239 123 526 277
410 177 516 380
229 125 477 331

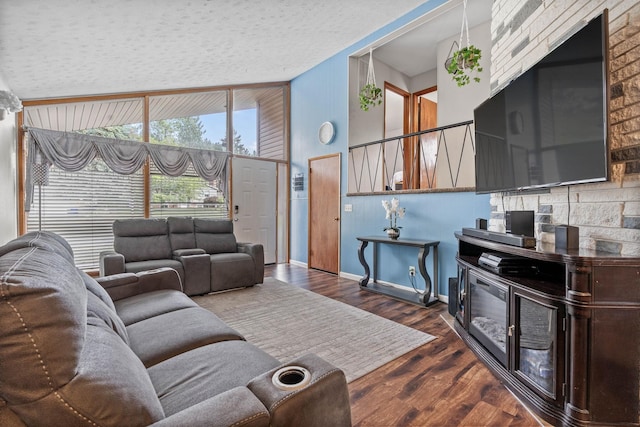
168 216 196 250
194 218 237 254
0 230 75 264
82 270 117 310
87 290 130 344
81 271 130 343
0 232 165 426
113 218 172 262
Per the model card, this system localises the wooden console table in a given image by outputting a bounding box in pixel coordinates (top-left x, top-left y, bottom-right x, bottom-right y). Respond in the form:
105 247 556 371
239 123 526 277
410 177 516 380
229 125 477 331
356 236 440 307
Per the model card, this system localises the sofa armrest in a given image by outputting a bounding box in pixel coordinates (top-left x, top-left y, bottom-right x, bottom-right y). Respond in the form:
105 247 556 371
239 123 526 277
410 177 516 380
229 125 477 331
96 267 183 301
99 250 125 276
95 272 138 289
247 354 351 427
173 248 206 257
174 253 211 296
150 386 269 427
237 242 264 284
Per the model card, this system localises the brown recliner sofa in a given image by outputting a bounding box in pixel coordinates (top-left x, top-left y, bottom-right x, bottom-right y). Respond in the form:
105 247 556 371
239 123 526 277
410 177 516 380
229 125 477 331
0 231 351 427
100 217 264 295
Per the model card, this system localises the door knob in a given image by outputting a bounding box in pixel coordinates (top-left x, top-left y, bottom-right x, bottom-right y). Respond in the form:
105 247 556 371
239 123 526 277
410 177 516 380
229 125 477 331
334 217 340 221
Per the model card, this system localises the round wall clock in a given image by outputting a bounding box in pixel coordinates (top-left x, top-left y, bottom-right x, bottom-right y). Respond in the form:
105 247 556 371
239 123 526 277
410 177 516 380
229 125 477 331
318 121 335 145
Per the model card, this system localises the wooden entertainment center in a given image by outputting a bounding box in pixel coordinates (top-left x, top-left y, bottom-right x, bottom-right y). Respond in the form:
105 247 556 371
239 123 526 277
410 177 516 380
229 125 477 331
454 232 640 426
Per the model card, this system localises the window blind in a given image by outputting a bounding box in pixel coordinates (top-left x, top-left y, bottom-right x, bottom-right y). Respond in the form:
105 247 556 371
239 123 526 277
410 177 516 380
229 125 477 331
27 160 144 270
149 162 228 219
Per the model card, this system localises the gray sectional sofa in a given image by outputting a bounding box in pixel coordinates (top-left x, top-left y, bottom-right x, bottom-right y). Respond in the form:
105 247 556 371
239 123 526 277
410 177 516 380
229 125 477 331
100 217 264 296
0 231 351 427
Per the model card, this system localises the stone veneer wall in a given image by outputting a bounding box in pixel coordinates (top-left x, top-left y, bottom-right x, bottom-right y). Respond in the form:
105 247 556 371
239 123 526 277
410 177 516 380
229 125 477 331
488 0 640 256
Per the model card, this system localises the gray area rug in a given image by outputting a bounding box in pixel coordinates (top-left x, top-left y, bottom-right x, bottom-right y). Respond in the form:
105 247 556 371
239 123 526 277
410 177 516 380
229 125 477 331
193 278 436 383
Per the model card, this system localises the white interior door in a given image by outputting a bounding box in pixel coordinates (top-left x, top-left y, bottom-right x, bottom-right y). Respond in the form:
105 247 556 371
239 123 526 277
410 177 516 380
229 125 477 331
231 157 277 264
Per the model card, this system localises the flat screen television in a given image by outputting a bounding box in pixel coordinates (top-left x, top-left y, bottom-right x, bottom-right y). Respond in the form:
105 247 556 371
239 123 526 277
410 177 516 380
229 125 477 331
474 12 609 194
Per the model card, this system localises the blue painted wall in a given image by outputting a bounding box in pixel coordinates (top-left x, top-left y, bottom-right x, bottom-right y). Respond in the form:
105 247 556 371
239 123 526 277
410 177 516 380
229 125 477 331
290 0 491 297
340 192 489 295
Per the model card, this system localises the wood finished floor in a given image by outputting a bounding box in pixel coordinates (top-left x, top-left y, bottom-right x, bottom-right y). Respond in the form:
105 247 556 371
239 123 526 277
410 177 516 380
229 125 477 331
265 264 543 427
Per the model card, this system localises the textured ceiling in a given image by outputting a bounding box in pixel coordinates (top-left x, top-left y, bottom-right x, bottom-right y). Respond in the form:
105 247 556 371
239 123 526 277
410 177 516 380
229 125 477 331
0 0 433 100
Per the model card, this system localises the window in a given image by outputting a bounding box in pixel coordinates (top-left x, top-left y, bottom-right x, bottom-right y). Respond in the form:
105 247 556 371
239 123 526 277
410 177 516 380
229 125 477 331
25 115 145 270
150 165 227 219
21 83 289 270
28 164 145 270
149 90 229 218
233 87 286 160
148 91 228 149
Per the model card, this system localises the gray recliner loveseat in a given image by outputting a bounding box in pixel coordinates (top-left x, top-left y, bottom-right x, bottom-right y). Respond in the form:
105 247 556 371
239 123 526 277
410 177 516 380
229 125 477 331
0 231 351 427
100 217 263 296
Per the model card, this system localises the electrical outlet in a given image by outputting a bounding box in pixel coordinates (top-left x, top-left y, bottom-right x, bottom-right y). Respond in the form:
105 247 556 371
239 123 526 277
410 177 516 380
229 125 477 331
409 266 416 276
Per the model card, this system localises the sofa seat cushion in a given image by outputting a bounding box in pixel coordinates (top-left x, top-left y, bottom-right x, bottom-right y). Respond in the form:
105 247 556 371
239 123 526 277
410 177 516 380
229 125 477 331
148 340 280 417
126 307 245 367
210 252 256 291
114 289 198 326
125 259 185 283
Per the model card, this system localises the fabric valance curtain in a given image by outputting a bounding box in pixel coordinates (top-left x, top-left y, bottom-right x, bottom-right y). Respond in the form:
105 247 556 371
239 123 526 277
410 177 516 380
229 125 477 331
25 127 230 211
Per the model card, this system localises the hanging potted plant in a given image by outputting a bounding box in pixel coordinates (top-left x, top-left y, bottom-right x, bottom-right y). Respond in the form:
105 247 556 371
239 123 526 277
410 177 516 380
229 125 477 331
359 83 382 111
445 0 483 87
446 44 483 87
359 48 383 111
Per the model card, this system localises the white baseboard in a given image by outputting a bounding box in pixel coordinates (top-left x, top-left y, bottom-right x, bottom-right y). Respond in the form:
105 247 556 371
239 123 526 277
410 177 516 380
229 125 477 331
340 271 449 304
289 264 450 304
288 259 307 268
339 271 361 281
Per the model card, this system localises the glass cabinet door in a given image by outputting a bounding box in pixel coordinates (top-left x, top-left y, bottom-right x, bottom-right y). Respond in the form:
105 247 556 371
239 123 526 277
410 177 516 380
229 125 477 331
455 265 467 327
468 272 509 367
513 292 562 400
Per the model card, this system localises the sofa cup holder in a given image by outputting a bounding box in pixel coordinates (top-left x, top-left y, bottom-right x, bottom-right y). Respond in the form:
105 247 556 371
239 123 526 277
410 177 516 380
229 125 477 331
272 366 311 391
